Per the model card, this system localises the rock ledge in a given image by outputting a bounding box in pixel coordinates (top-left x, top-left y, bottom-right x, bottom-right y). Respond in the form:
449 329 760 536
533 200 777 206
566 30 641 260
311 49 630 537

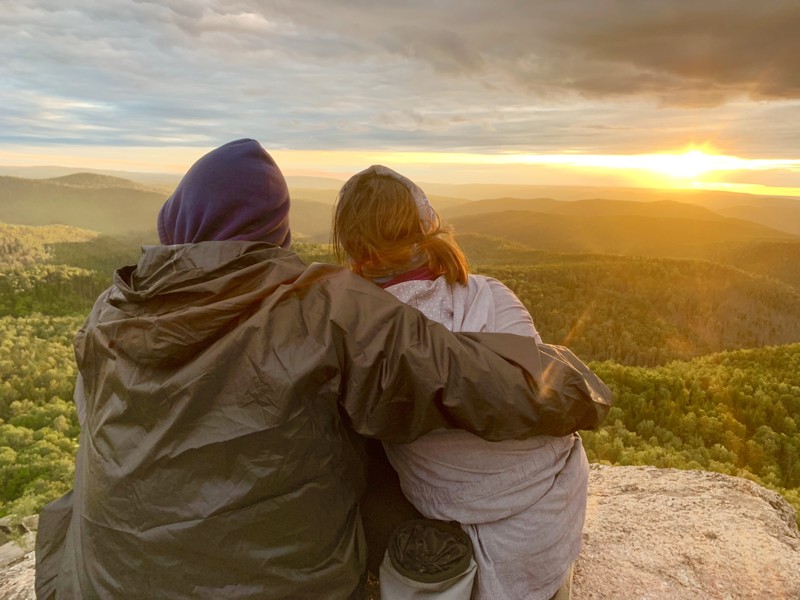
574 464 800 599
2 465 798 599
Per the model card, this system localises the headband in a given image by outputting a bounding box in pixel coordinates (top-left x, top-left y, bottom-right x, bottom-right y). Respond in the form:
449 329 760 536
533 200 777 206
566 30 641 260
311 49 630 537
346 164 439 232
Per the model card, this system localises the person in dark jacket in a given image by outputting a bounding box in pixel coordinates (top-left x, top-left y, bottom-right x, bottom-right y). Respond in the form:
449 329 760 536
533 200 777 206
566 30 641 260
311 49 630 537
35 139 611 599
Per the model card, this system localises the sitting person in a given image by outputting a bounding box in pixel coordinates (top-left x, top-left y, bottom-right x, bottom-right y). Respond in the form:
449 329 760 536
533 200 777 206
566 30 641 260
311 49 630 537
35 141 609 599
333 165 593 600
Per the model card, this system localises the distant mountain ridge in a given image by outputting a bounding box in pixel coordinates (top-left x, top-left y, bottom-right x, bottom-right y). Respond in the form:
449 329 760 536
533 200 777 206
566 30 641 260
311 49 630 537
0 174 336 240
430 183 800 236
44 173 157 191
442 197 727 221
449 209 797 259
0 165 181 190
2 171 799 263
0 175 167 235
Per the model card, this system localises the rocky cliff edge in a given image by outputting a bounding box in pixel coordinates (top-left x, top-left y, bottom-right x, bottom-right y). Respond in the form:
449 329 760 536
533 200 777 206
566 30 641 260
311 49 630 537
2 464 799 599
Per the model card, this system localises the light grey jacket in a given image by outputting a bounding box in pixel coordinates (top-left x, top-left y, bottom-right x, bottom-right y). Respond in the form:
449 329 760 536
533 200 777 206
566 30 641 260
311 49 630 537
384 274 589 600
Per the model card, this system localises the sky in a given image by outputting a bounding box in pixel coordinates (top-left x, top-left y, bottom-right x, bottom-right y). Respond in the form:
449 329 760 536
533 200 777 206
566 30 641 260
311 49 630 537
3 0 800 193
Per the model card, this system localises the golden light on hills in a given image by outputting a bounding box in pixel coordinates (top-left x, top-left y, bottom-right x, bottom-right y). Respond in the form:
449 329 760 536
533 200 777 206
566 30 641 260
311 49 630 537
4 144 800 197
367 145 799 170
369 146 800 196
280 146 800 194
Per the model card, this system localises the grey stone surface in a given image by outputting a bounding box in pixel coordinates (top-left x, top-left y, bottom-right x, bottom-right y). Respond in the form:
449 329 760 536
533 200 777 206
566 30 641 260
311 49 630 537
4 465 800 599
0 552 33 600
0 542 25 570
20 516 38 533
573 464 800 599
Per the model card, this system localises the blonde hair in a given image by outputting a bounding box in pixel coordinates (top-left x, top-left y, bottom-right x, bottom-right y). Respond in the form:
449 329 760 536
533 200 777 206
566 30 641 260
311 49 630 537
332 173 469 285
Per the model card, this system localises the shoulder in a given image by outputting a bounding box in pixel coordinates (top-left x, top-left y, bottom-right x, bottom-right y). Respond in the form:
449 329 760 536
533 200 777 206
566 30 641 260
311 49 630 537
293 262 392 299
465 273 511 290
467 274 539 339
304 264 424 322
467 274 518 304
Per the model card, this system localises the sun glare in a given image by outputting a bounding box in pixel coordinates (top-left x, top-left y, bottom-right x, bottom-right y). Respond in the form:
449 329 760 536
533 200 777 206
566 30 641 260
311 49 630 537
512 146 756 181
366 146 800 185
640 149 723 179
615 147 800 190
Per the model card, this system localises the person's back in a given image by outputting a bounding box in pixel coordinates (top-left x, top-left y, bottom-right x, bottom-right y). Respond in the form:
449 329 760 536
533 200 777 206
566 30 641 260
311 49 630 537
383 274 588 599
35 141 611 599
61 243 369 598
333 165 591 599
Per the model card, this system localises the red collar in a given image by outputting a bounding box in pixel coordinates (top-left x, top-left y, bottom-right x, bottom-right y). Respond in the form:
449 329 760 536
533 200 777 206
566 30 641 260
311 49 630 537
378 266 440 288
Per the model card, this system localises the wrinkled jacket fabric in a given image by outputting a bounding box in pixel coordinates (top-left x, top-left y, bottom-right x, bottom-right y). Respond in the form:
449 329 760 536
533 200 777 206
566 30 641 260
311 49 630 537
36 241 611 599
383 274 588 599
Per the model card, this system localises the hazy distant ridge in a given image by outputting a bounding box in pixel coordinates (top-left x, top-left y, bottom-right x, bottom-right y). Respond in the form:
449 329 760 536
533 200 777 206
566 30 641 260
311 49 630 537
0 174 339 240
0 175 167 235
449 210 797 259
2 171 799 261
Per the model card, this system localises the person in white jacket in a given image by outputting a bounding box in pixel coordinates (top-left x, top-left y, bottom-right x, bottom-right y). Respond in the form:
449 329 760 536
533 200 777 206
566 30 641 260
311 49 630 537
332 165 589 600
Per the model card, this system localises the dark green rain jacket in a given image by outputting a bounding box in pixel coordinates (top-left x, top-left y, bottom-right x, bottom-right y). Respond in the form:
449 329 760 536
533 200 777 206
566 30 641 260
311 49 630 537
35 241 611 599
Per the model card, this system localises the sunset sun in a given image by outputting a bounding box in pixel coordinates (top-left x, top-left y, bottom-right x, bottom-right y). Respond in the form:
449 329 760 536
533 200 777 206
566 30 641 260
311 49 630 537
642 149 724 179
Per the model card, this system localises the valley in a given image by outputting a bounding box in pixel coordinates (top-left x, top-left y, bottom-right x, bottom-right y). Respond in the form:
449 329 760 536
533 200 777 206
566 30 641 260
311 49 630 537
0 171 798 531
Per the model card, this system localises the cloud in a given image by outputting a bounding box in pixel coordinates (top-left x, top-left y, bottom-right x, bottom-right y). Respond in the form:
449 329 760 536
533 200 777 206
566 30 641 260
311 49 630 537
1 0 800 155
537 2 800 106
262 0 800 104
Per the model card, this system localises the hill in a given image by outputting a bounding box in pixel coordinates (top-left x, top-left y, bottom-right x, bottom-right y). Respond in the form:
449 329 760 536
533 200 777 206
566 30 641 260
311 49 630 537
0 166 180 191
455 228 800 293
44 173 160 191
712 240 800 290
2 224 798 365
448 210 797 259
688 194 800 236
0 175 166 235
284 175 346 189
5 171 799 251
0 223 99 270
456 233 562 266
288 199 334 241
0 175 339 242
477 257 800 365
421 180 795 205
1 223 799 598
289 186 340 205
288 186 468 215
428 182 800 236
581 343 800 512
442 197 727 221
6 167 799 231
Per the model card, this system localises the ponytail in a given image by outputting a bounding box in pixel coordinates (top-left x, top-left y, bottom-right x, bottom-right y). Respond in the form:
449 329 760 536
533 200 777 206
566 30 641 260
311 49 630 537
420 227 469 285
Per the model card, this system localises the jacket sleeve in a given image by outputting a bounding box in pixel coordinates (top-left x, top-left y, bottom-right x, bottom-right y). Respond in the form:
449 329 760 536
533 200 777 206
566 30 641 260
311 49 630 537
314 266 612 443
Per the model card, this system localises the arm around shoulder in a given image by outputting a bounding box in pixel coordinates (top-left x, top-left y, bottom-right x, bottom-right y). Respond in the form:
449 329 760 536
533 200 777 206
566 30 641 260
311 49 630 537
323 270 612 443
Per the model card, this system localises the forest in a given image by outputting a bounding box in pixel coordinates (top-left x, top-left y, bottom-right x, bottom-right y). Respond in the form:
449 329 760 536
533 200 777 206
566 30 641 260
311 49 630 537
0 207 799 532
